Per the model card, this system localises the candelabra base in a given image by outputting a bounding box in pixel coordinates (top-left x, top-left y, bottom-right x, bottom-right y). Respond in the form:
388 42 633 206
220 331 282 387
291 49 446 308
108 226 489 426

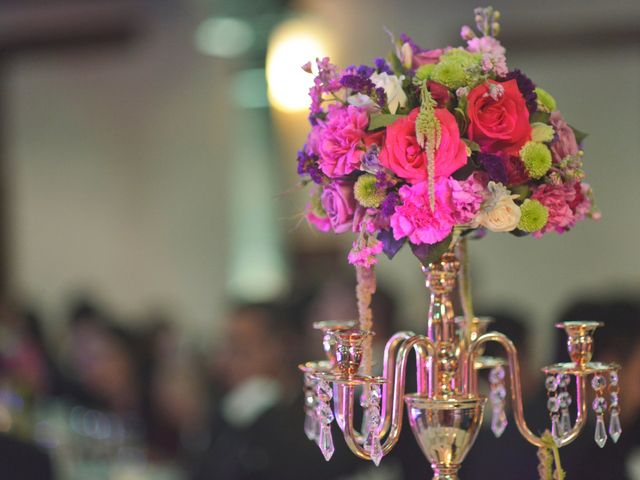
432 465 460 480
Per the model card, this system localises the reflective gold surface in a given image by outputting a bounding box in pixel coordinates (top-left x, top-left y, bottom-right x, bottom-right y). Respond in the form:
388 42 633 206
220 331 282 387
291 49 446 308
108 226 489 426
405 395 486 480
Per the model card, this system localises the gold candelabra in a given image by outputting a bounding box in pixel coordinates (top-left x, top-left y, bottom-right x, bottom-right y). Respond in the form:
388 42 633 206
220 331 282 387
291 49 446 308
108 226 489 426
300 248 621 480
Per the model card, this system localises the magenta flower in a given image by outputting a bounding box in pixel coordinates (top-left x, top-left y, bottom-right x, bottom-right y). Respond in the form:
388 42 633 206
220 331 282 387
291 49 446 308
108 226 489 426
321 181 356 233
449 173 486 224
390 179 456 245
318 105 369 178
549 111 579 162
531 183 577 236
306 209 331 232
348 238 383 267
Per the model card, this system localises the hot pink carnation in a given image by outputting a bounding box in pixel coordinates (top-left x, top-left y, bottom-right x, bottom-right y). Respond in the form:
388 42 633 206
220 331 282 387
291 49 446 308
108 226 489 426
549 111 579 162
321 180 356 233
390 179 455 245
531 182 590 237
318 105 369 177
449 173 486 224
379 108 467 185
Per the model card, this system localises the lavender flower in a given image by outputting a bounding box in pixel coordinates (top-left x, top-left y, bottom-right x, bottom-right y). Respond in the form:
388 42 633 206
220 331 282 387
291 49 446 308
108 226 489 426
399 33 422 53
380 192 400 217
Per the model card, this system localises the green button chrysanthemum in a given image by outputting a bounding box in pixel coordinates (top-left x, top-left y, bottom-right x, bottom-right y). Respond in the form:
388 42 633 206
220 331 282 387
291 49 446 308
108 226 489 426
518 199 549 232
354 174 386 208
520 141 552 179
535 87 557 112
415 64 436 81
430 49 481 90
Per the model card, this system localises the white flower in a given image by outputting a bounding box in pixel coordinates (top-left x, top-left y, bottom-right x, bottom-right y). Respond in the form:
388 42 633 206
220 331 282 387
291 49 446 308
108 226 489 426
347 93 380 113
370 72 408 114
472 181 521 232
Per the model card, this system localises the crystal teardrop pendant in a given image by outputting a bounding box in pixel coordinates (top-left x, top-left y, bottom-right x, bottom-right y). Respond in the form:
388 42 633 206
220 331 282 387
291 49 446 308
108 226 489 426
491 406 507 438
319 424 335 461
369 433 383 466
594 415 607 448
559 409 571 436
304 410 317 441
551 415 562 445
609 409 622 443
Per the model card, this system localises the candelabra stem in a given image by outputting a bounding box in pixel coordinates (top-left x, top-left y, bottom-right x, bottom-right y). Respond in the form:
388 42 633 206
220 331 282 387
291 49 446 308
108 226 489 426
432 465 460 480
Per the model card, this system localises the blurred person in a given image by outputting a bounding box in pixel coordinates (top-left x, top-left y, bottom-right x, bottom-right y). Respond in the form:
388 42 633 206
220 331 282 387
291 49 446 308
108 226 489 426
551 296 640 480
460 310 544 480
191 302 358 480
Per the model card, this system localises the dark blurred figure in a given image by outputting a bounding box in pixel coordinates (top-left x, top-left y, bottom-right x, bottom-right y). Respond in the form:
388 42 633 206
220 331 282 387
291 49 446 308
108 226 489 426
0 301 55 479
460 310 544 480
553 296 640 480
191 302 357 480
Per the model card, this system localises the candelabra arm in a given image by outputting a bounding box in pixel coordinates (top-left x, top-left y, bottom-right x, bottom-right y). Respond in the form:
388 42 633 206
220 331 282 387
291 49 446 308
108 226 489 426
469 332 587 448
339 335 435 459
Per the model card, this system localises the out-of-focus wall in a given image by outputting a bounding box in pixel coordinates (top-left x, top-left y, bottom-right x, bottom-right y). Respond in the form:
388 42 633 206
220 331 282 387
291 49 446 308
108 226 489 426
6 10 232 340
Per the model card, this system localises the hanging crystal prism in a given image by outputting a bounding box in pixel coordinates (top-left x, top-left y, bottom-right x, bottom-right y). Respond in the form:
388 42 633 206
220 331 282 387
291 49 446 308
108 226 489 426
556 374 572 435
319 424 335 461
365 384 383 466
608 370 622 443
591 374 608 448
315 378 335 460
303 373 319 441
545 375 562 445
489 366 507 438
594 415 607 448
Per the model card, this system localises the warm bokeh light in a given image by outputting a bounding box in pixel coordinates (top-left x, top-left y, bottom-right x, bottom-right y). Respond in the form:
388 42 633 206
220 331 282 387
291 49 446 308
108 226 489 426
266 18 329 112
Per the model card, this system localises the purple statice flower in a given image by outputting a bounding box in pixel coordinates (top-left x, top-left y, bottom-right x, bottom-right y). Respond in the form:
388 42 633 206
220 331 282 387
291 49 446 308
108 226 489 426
380 191 400 217
340 74 375 93
477 153 508 184
296 149 324 184
374 87 387 107
399 33 422 53
501 69 537 114
356 64 375 78
374 57 394 75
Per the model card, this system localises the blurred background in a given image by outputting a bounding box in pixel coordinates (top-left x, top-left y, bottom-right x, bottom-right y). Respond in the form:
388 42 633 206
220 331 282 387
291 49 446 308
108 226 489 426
0 0 638 479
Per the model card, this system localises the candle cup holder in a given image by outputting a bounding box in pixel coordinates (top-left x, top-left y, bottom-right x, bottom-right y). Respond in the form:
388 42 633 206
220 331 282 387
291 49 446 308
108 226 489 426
556 321 603 369
332 329 374 377
313 320 357 369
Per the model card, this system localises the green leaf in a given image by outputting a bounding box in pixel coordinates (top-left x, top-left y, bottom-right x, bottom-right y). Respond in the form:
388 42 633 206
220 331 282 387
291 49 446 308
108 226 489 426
530 111 551 124
386 52 404 75
462 138 480 152
368 113 406 131
570 125 588 144
409 234 453 267
455 108 469 136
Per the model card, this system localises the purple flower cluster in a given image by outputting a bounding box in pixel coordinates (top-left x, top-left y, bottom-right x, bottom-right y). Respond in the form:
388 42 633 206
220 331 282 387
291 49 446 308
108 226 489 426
297 149 323 184
477 153 507 184
502 69 537 114
399 33 422 53
374 57 394 75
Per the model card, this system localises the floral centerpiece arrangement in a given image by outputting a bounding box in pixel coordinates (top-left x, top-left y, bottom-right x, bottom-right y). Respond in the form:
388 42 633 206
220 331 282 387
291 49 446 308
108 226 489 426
297 7 598 269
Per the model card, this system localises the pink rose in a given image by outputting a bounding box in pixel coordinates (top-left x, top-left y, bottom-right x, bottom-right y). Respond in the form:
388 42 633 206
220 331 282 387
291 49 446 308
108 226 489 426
549 111 579 162
318 105 369 177
321 181 356 233
413 48 446 67
467 79 531 156
379 108 467 185
390 178 455 245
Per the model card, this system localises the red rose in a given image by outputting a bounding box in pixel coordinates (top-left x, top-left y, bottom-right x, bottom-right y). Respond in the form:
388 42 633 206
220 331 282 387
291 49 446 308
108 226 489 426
467 79 531 156
427 81 451 108
379 108 467 185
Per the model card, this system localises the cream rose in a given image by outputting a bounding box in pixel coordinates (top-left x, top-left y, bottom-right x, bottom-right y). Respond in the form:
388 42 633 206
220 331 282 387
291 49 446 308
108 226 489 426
472 181 521 232
479 196 521 232
370 72 407 114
